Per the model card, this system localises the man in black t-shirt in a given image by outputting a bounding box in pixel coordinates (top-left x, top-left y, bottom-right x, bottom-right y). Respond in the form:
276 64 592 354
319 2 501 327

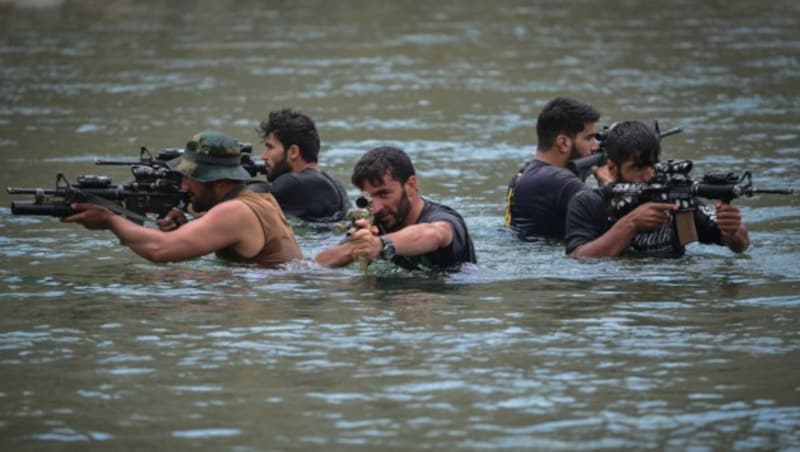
256 109 351 223
315 146 476 271
505 97 611 240
567 189 730 258
565 121 750 258
266 169 350 223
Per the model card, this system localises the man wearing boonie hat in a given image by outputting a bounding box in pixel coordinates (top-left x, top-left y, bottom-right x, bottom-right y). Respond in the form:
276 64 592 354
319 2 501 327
63 131 302 268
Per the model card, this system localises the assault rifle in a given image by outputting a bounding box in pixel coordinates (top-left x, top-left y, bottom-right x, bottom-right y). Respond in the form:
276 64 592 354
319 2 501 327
8 141 269 224
567 121 683 180
606 159 793 215
8 145 190 224
8 171 186 225
605 159 793 243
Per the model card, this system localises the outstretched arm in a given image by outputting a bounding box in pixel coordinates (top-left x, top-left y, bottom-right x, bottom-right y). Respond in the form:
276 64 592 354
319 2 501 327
315 219 376 267
569 202 677 258
63 200 261 262
350 220 453 261
315 219 454 267
315 241 357 268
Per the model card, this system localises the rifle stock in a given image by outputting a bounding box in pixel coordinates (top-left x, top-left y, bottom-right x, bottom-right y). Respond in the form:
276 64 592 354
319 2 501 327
567 122 683 180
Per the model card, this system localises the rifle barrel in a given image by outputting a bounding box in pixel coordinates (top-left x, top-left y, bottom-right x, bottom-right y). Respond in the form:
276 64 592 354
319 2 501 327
658 127 683 139
95 160 143 165
755 188 794 194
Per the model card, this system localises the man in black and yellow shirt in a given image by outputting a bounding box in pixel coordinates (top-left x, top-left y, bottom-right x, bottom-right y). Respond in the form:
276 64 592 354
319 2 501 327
505 97 610 240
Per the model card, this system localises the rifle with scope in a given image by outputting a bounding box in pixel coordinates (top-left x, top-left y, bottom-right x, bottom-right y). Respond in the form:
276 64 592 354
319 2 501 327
567 121 683 180
7 141 268 224
95 142 267 178
8 167 187 225
605 159 794 219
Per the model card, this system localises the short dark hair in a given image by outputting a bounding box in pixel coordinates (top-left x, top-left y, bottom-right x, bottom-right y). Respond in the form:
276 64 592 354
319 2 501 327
536 97 600 150
351 146 415 188
605 121 661 167
257 109 320 163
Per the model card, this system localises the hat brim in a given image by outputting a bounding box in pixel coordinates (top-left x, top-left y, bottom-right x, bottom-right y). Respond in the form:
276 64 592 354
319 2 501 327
168 155 252 182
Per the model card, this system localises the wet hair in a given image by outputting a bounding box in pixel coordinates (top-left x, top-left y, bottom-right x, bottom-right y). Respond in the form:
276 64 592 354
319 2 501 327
605 120 661 167
257 109 320 163
351 146 415 188
536 97 600 150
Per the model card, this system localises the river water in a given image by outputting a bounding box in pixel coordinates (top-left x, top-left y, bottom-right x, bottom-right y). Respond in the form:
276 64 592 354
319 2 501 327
1 0 799 450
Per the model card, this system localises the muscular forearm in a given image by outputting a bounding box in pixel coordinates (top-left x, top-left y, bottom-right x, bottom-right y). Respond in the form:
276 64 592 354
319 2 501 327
714 202 750 254
317 222 453 268
569 217 637 258
570 201 677 258
387 222 452 257
108 216 176 262
723 225 750 253
314 243 356 268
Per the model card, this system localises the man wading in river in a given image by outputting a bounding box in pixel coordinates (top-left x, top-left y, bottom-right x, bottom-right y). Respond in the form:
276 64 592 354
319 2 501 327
63 131 302 267
315 146 476 272
565 121 749 258
254 109 351 224
505 97 611 240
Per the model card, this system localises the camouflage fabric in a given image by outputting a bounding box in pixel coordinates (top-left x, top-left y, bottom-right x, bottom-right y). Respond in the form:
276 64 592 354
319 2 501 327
168 131 251 182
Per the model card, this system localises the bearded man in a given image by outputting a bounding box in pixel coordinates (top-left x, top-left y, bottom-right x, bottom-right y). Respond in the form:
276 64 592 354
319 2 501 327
257 109 350 223
505 97 611 240
315 146 476 272
63 131 302 267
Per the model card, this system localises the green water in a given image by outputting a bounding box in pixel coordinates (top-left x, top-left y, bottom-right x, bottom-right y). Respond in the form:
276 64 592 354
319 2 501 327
1 0 799 450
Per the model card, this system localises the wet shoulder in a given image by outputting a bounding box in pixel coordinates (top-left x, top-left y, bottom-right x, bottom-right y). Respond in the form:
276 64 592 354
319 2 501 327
573 186 604 202
236 190 282 211
269 172 305 192
516 160 580 187
419 198 467 225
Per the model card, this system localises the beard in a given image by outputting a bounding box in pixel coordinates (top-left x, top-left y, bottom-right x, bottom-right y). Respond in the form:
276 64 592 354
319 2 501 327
568 141 584 161
377 188 412 232
189 184 215 213
267 154 292 182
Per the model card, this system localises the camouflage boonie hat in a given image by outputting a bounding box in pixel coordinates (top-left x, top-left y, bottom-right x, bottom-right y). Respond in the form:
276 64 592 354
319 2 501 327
168 131 251 182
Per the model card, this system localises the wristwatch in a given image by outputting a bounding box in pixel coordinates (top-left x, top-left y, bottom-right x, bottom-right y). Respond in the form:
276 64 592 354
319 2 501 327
378 235 396 260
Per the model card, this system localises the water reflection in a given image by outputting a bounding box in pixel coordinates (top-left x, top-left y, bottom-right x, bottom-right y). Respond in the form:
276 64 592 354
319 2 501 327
1 0 800 449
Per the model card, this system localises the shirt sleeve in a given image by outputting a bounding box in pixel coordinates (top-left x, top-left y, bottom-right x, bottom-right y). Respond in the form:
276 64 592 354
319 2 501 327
268 174 303 216
424 209 468 258
557 176 591 223
565 190 609 254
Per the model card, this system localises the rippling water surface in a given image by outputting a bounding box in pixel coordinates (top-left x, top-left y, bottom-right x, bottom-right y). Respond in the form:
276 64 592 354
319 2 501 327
1 0 799 450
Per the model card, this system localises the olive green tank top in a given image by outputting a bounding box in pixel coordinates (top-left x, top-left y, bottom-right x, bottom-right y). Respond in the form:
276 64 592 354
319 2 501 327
215 190 302 267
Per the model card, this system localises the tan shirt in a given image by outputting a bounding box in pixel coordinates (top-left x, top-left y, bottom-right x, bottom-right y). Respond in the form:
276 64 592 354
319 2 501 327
215 190 302 267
